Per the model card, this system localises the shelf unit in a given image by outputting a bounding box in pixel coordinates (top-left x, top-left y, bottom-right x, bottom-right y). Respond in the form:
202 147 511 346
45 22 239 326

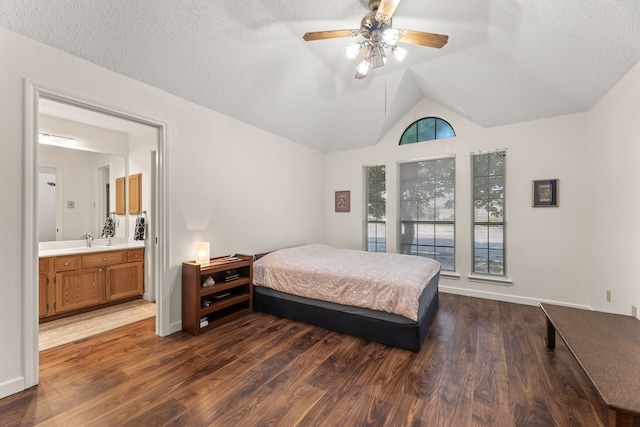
181 254 253 335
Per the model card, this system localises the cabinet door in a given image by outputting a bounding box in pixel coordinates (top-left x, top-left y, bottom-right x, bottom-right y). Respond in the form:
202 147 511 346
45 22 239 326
128 173 142 215
105 262 143 301
55 268 104 313
115 177 126 215
39 258 50 317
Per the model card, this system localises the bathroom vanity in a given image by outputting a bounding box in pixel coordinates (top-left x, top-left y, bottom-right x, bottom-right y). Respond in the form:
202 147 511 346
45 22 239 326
39 243 144 322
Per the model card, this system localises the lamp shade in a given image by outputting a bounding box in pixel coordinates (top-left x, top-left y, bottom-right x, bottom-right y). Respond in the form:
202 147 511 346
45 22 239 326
195 242 210 265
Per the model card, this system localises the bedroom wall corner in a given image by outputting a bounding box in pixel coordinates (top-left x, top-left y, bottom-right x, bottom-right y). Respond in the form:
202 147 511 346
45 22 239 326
587 60 640 317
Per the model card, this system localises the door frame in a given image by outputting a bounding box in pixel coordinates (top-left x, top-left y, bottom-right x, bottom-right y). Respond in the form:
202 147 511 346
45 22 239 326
23 80 169 388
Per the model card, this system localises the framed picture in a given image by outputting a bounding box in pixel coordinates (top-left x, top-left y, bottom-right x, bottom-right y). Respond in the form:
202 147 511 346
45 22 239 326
533 179 558 207
335 191 350 212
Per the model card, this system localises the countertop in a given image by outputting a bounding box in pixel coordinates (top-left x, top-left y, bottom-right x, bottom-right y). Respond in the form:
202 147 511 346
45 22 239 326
39 241 145 257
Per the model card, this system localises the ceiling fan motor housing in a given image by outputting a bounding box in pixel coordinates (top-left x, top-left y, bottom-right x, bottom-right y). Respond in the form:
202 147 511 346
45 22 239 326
361 11 391 39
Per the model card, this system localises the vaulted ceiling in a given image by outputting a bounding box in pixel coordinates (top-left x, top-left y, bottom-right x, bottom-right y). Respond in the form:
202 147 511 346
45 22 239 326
2 1 640 152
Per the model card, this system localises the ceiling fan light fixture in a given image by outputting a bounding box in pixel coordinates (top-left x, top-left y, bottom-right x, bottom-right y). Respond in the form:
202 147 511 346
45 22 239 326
355 58 370 79
345 42 363 59
302 0 449 80
392 45 408 62
382 28 399 45
369 46 387 68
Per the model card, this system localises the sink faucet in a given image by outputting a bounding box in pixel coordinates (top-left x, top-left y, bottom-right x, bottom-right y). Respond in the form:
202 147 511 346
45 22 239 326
82 232 93 247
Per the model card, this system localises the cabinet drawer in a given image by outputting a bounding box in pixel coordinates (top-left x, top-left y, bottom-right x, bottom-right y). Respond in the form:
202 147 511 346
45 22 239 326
55 255 79 272
127 248 144 262
82 250 126 268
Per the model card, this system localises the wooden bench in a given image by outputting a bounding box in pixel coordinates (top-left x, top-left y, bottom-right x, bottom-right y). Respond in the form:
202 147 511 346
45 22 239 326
540 303 640 427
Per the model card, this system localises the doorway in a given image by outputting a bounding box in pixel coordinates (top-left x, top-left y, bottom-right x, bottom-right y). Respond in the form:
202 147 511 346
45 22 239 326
24 82 168 388
38 165 60 242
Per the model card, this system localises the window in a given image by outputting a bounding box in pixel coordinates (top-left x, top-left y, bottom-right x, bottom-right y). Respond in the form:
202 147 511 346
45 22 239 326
365 165 386 252
472 151 506 275
399 117 455 145
399 157 455 270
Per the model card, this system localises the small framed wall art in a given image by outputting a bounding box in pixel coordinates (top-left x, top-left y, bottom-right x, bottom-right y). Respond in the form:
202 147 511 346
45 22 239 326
335 191 350 212
532 179 558 207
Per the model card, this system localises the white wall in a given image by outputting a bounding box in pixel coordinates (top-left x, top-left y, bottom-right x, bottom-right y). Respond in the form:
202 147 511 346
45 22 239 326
0 28 325 399
588 61 640 316
326 99 592 308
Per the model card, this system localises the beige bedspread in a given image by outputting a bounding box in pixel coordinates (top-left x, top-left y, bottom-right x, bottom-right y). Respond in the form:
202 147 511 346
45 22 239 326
253 244 441 321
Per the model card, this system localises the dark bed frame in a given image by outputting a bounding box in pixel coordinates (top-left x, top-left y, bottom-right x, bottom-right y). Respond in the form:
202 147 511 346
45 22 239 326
252 260 440 352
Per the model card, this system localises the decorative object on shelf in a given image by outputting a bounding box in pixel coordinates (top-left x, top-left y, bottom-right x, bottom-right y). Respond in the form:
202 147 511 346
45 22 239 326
195 242 210 265
335 190 350 212
213 292 231 300
533 179 559 207
224 269 239 282
202 276 216 288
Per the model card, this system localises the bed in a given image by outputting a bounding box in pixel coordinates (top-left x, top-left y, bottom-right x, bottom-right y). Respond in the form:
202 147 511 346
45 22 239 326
253 244 441 351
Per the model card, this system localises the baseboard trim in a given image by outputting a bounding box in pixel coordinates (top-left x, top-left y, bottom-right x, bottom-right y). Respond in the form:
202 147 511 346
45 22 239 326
167 320 183 336
0 376 27 400
439 285 592 310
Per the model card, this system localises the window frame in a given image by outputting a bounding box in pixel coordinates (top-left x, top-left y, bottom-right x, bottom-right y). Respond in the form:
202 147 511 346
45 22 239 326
471 149 507 278
397 156 456 271
399 117 456 145
363 164 386 252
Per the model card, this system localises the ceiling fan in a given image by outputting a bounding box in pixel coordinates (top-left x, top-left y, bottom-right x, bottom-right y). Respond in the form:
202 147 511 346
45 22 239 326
303 0 448 79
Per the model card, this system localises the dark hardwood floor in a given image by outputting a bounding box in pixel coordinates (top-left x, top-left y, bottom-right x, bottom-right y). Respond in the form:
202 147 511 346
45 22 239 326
1 293 610 426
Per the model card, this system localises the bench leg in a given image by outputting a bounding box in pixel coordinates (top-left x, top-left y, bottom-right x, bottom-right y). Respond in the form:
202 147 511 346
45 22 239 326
608 408 636 427
546 317 556 350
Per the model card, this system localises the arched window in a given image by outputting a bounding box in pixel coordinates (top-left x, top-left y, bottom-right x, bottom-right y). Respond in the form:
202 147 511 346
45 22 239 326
399 117 455 145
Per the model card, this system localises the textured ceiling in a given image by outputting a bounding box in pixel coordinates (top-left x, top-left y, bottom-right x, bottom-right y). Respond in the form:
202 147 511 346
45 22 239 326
2 0 640 152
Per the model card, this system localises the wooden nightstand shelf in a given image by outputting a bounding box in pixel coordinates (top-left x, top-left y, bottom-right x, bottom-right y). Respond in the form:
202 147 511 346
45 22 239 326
181 254 253 335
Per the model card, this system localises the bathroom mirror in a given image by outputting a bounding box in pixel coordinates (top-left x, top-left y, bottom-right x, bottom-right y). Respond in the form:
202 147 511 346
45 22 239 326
38 144 126 242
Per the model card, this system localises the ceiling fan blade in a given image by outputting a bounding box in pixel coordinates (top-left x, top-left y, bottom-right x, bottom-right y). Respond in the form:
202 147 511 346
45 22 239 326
303 29 359 41
397 29 449 48
375 0 401 25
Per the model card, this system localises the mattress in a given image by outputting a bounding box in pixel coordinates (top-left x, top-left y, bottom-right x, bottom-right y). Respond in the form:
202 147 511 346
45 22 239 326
254 244 441 321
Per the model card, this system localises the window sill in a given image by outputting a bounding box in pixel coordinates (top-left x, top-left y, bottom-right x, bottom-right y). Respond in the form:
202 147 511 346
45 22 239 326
440 271 460 279
467 274 513 286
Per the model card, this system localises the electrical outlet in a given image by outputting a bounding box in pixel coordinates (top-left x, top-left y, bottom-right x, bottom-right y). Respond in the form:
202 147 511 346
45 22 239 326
606 290 611 302
633 305 638 318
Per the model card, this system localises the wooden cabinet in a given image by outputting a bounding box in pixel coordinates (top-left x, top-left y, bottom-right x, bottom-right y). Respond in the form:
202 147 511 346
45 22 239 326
182 254 253 335
55 267 103 314
105 253 144 301
115 177 126 215
39 247 144 321
128 173 142 214
39 258 51 318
